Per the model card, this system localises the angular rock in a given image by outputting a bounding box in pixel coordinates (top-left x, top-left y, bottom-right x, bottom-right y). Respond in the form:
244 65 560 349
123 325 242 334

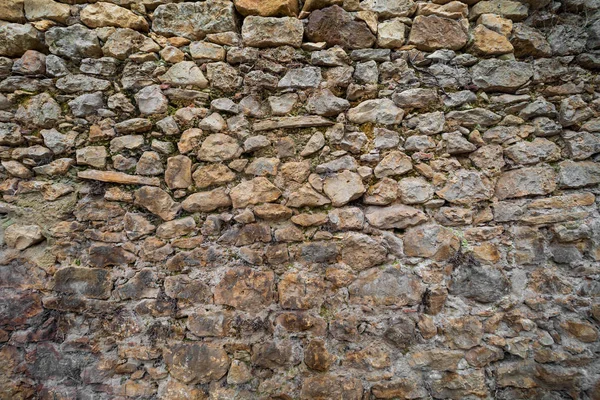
160 61 208 88
242 16 304 48
365 204 428 229
54 267 112 300
377 18 407 48
495 166 557 200
165 155 192 189
0 23 45 57
80 2 149 31
254 116 334 131
472 59 533 92
437 170 494 205
182 188 231 212
134 186 181 221
214 267 274 310
323 170 365 207
163 343 229 384
404 224 460 261
306 88 350 116
24 0 70 24
135 85 168 115
45 24 101 59
230 177 281 208
471 25 513 55
374 150 412 178
349 267 425 306
408 15 468 51
278 66 322 89
306 5 376 49
511 23 551 58
347 99 404 125
469 0 529 21
341 233 387 270
193 164 236 188
360 0 416 18
78 170 161 186
234 0 298 16
558 160 600 188
4 224 43 250
15 92 60 128
198 133 242 162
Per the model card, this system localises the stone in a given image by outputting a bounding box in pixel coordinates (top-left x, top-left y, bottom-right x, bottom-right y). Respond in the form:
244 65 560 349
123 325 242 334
306 5 376 49
0 0 25 22
68 92 104 117
470 145 505 170
323 170 366 207
405 111 445 135
45 24 102 59
242 16 304 48
12 50 46 75
504 138 561 165
398 177 434 204
253 116 334 131
230 177 281 208
0 122 23 145
134 186 181 221
511 23 551 58
135 85 168 115
190 41 225 62
54 267 112 300
160 61 208 88
182 188 231 212
558 161 600 188
374 151 412 178
278 271 326 309
443 131 477 154
306 88 350 116
360 0 416 18
163 343 229 384
349 267 425 306
4 224 43 250
24 0 70 24
341 233 387 270
445 317 483 349
472 25 513 55
469 0 529 21
15 92 61 128
354 60 378 84
102 28 159 60
80 2 149 31
446 108 502 128
152 1 238 41
365 204 428 229
472 59 533 92
76 146 107 169
495 166 557 200
392 88 438 109
559 95 594 127
214 267 274 310
377 18 407 48
300 375 362 400
78 170 161 186
561 320 598 343
278 67 322 89
450 255 510 303
547 24 587 56
165 156 192 189
404 224 460 261
234 0 298 16
193 164 236 188
437 170 494 205
372 378 427 399
198 134 241 162
347 99 404 125
0 23 45 57
408 15 468 51
304 339 335 371
56 74 111 93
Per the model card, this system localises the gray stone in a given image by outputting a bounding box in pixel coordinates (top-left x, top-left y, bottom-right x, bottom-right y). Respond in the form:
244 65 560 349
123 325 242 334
56 74 111 93
347 99 404 125
306 89 350 116
68 92 104 117
242 16 304 48
472 59 533 92
323 171 366 207
437 169 494 205
278 67 322 89
558 161 600 188
160 61 208 88
0 23 45 57
45 24 102 59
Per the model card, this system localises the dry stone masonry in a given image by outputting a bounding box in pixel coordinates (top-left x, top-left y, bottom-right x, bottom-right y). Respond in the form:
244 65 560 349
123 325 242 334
1 0 600 398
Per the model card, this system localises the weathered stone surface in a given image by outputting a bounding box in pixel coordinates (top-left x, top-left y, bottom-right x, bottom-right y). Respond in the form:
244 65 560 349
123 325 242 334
437 170 494 205
360 0 416 18
134 186 181 221
214 267 274 310
163 343 229 384
198 133 242 162
366 204 428 229
0 23 45 57
472 25 513 55
45 24 101 59
408 15 468 51
54 267 112 300
242 16 304 48
152 1 238 40
306 5 376 49
300 375 363 400
235 0 298 16
472 59 533 92
558 161 600 188
182 188 231 212
78 170 161 186
341 233 388 270
347 99 404 125
495 166 557 200
81 2 149 31
349 267 425 306
323 171 365 207
160 61 208 88
404 224 460 261
4 224 43 250
135 85 168 115
230 177 281 208
253 116 334 131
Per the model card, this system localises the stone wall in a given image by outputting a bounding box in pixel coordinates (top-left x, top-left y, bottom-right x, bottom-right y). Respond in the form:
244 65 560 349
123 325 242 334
1 0 600 398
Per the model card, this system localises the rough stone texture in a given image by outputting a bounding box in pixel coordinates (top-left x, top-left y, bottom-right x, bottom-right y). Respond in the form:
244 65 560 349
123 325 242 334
0 1 599 399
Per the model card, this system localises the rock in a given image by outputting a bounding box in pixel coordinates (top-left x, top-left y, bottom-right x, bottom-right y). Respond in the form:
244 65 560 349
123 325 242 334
102 28 159 60
15 92 60 128
374 151 412 178
230 177 281 208
76 146 107 168
0 23 45 57
377 18 407 48
12 50 45 75
24 0 70 24
235 0 298 16
152 1 238 40
80 2 149 31
547 24 587 56
349 267 425 306
408 15 468 51
471 25 513 55
193 164 236 188
198 133 242 162
469 145 505 170
372 378 428 399
365 204 428 229
404 224 460 261
304 339 335 371
405 111 445 135
268 93 298 115
558 161 600 188
0 122 23 145
450 254 510 303
504 138 560 165
135 85 168 115
55 74 111 93
78 170 161 186
242 16 304 48
469 0 529 21
306 88 350 116
306 5 376 49
347 99 404 125
511 23 551 58
323 170 366 207
54 267 112 299
45 24 101 59
278 66 322 89
495 166 557 200
287 184 331 208
0 0 25 22
472 59 533 92
437 170 494 205
300 375 363 400
443 131 477 154
561 320 598 343
163 343 229 384
360 0 416 18
165 155 192 189
392 88 438 109
68 92 104 117
398 177 434 204
190 41 225 62
341 233 387 270
214 267 274 310
134 186 181 221
4 224 43 250
160 61 208 88
182 188 231 212
354 60 379 84
559 95 594 127
89 244 136 268
252 340 302 368
446 108 502 127
253 116 334 131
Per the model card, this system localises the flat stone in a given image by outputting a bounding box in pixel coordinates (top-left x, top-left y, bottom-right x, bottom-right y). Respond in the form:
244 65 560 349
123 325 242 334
377 18 407 48
408 15 468 51
469 0 529 21
323 170 366 207
80 2 149 31
472 59 533 92
193 164 236 188
349 267 425 306
135 85 168 115
437 169 494 205
558 160 600 188
495 166 557 200
45 24 102 59
234 0 298 16
365 204 428 229
190 41 225 62
374 150 413 178
404 223 460 261
165 155 192 189
102 28 160 60
24 0 70 24
4 224 43 250
471 25 513 55
54 267 112 300
306 5 376 49
360 0 416 18
446 108 502 127
163 343 229 384
214 267 275 310
306 88 350 116
134 186 181 221
78 170 161 186
347 99 404 125
242 16 304 48
341 233 388 270
253 116 334 131
181 188 232 212
230 177 281 208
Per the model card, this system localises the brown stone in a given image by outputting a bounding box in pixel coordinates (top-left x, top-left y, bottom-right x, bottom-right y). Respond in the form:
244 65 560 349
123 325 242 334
165 155 192 189
230 177 281 208
495 166 557 200
371 378 428 399
163 343 229 384
134 186 181 221
214 267 275 311
278 271 326 310
349 267 425 306
54 267 112 300
305 5 376 49
234 0 298 16
300 375 363 400
403 224 460 261
304 339 335 371
78 170 160 186
471 25 514 55
408 15 468 51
